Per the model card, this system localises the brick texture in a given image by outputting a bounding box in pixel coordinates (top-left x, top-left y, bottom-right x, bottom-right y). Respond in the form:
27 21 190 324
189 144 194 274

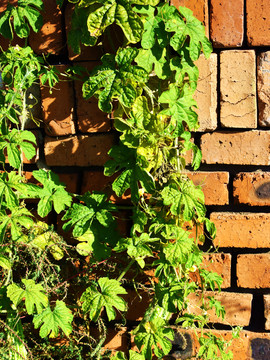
203 253 231 288
41 65 76 136
171 0 209 36
187 291 252 326
29 0 64 55
201 131 270 165
237 254 270 288
211 212 270 248
44 134 116 167
186 171 229 205
246 0 270 46
264 295 270 330
233 172 270 206
195 54 217 131
257 51 270 127
220 50 257 128
210 0 244 48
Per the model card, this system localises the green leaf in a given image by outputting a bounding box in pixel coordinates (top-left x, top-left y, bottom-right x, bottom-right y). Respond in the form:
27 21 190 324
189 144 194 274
134 316 174 359
135 46 170 79
0 0 43 39
166 6 212 61
161 178 205 221
80 277 127 321
170 52 199 91
163 229 194 266
62 191 116 237
0 206 34 241
75 229 111 260
0 254 12 270
31 170 72 217
0 129 36 169
83 47 148 112
159 84 199 132
82 0 160 45
104 143 155 202
33 300 73 338
7 279 48 315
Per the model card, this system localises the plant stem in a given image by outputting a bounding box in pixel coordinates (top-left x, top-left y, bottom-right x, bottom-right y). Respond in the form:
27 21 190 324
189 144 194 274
117 259 135 282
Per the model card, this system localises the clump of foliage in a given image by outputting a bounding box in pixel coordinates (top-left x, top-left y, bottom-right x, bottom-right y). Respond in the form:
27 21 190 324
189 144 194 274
0 1 240 359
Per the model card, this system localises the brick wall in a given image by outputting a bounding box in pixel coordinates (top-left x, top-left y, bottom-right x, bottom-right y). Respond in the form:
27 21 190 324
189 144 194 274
2 0 270 358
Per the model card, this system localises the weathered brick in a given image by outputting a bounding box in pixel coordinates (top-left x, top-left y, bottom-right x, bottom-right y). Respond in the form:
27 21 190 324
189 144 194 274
171 0 209 36
188 291 252 326
44 134 116 167
186 171 229 205
237 254 270 288
194 54 217 131
56 173 80 194
247 0 270 46
74 62 111 133
190 253 231 289
209 0 244 47
203 253 231 288
264 295 270 330
257 51 270 127
220 50 257 128
65 3 104 61
41 65 76 136
233 172 270 206
201 131 270 165
29 0 64 55
211 212 270 248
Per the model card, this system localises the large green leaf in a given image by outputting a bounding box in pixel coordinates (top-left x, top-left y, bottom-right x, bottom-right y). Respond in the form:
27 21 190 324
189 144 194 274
159 84 198 132
0 206 34 242
134 316 174 359
161 178 205 221
33 300 73 338
135 46 170 79
80 277 127 321
7 279 48 315
0 129 36 169
30 170 72 218
166 6 212 61
75 0 160 45
82 47 148 112
104 143 155 202
0 0 43 39
163 228 194 266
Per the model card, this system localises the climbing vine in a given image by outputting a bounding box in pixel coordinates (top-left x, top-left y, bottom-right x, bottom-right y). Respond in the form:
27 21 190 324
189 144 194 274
0 1 240 359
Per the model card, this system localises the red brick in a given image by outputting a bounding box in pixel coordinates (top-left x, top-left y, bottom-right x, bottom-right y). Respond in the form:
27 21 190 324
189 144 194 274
233 172 270 206
237 254 270 288
211 212 270 248
220 50 257 128
171 0 209 36
257 51 270 127
188 291 252 326
201 131 270 165
29 0 64 55
74 62 111 133
65 3 104 61
186 171 229 205
263 294 270 330
202 253 231 288
210 0 244 47
41 65 76 137
44 134 116 167
56 173 80 194
195 54 217 131
247 0 270 46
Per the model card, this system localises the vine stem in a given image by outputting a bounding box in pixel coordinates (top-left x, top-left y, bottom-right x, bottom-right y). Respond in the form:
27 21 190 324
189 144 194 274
175 137 181 173
19 90 27 177
117 259 135 282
